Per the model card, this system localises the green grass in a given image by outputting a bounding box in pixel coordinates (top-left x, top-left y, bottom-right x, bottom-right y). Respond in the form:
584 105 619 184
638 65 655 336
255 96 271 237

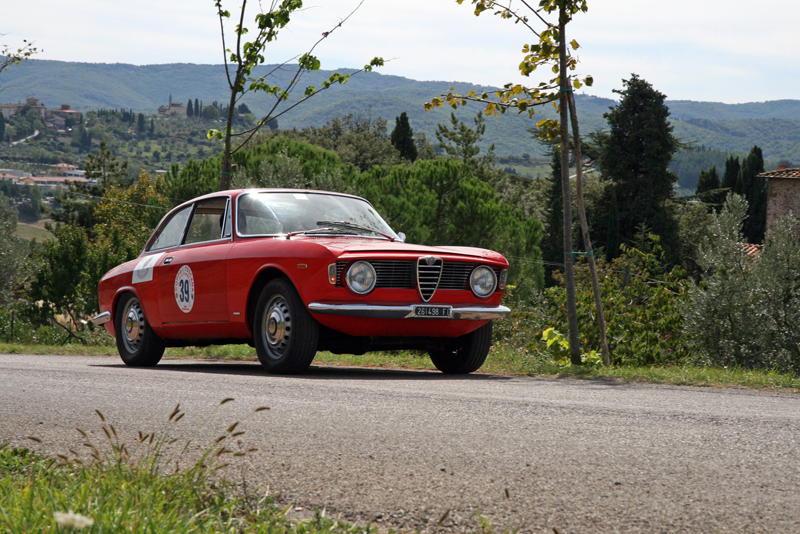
2 342 798 392
0 403 378 534
15 222 52 242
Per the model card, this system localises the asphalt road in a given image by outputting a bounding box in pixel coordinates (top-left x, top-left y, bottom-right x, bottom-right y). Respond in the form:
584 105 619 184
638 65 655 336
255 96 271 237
2 353 799 533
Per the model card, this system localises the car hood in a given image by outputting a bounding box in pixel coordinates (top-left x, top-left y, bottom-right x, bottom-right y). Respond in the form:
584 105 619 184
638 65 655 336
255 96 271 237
305 237 506 262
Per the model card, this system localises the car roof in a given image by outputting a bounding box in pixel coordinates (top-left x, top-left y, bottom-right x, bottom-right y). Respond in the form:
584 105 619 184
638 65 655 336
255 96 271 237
175 188 371 211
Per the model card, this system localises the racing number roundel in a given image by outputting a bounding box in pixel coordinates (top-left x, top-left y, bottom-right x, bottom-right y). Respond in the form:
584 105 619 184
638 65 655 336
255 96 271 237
174 265 195 313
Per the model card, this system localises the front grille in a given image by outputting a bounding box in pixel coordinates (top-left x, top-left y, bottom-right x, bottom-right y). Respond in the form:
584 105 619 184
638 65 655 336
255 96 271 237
335 259 501 295
417 256 443 302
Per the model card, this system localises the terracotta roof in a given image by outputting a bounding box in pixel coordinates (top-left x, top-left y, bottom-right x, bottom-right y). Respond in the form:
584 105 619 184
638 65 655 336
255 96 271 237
738 243 763 258
758 167 800 179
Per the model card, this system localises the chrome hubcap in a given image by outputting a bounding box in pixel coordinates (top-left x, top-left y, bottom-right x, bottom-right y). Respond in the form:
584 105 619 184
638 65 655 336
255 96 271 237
122 299 145 351
263 295 291 358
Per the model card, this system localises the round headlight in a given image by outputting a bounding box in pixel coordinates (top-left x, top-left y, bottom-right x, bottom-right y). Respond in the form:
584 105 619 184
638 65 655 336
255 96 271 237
346 261 376 294
469 266 497 298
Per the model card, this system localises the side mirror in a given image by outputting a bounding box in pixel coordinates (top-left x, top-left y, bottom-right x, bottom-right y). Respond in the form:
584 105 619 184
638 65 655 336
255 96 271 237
397 232 406 243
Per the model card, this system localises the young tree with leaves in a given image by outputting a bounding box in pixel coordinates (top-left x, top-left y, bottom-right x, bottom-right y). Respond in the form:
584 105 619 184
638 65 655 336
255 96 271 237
390 112 417 162
1 38 38 91
210 0 383 190
426 0 605 364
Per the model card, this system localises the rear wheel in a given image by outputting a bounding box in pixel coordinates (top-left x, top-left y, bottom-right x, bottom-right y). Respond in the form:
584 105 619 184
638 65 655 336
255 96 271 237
253 278 319 374
429 321 493 374
115 293 164 367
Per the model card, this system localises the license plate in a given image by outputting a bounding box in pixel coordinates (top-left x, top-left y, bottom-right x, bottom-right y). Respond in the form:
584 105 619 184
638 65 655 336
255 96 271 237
413 305 452 318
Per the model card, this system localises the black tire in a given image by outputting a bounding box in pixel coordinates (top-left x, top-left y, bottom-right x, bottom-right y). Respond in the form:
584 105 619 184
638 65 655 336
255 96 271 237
429 321 493 374
253 278 319 374
115 293 165 367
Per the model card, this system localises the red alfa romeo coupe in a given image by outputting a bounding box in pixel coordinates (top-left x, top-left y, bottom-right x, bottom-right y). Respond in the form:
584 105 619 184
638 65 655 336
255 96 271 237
92 189 510 374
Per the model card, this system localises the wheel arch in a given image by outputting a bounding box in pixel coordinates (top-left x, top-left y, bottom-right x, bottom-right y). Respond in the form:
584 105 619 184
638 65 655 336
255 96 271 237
246 267 294 332
108 286 139 337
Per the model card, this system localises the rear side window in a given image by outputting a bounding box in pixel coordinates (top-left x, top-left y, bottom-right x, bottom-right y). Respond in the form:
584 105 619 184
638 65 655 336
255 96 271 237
148 205 192 251
185 197 229 244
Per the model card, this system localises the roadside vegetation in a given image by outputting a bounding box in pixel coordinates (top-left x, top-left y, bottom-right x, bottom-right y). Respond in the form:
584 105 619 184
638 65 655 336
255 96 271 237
0 401 384 534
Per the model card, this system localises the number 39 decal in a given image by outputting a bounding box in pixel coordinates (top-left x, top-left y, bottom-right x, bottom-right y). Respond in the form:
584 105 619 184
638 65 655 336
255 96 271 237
174 265 195 313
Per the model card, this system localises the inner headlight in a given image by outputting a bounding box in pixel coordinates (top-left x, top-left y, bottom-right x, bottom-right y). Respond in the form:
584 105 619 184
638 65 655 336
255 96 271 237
346 261 376 294
469 266 497 298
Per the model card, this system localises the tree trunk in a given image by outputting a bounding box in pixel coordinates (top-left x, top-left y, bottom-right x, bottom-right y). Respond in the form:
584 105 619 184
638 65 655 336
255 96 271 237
567 91 611 365
558 7 582 366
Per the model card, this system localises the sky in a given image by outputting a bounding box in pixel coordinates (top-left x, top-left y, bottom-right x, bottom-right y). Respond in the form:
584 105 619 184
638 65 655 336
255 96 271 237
3 0 799 104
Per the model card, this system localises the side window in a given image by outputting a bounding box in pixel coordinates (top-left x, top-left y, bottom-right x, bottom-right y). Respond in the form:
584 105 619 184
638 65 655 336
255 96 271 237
184 197 229 244
222 199 232 238
148 205 192 251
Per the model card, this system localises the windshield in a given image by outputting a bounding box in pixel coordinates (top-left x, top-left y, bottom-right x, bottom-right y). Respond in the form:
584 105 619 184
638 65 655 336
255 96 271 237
237 192 398 239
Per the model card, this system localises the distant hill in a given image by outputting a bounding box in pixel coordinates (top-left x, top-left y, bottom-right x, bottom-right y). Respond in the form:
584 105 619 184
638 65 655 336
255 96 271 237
2 58 799 172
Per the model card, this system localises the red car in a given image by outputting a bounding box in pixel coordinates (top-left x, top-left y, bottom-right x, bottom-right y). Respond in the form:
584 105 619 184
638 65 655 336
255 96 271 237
92 189 510 374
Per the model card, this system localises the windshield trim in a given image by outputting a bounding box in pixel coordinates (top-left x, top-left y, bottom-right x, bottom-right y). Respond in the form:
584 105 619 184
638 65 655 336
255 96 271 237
234 191 397 240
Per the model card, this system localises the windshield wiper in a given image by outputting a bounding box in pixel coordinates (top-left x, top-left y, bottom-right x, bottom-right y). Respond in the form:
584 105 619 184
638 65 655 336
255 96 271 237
285 227 357 239
316 220 395 241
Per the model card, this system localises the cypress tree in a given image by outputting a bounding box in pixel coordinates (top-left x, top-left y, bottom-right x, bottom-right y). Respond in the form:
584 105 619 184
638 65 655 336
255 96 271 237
0 113 5 142
739 146 766 243
195 99 200 119
149 119 155 136
696 165 722 209
137 113 145 133
721 155 740 194
187 99 194 118
390 112 417 162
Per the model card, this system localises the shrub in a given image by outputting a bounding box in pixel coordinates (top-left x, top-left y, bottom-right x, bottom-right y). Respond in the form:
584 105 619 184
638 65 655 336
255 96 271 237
548 229 690 366
683 194 800 374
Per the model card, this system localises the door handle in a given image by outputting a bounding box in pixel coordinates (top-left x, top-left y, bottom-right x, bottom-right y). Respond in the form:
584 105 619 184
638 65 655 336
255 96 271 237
164 256 174 265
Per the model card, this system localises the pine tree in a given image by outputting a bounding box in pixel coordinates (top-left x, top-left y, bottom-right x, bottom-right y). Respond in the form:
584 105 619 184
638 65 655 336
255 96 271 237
598 74 680 258
721 155 740 194
390 112 417 162
739 146 766 243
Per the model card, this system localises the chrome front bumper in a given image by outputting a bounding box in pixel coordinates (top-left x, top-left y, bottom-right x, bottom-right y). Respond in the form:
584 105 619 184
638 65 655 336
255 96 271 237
91 311 112 326
308 303 510 320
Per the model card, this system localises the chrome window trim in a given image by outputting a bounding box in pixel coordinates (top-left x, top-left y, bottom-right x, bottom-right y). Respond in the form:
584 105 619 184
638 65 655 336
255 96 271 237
234 190 397 240
144 195 233 253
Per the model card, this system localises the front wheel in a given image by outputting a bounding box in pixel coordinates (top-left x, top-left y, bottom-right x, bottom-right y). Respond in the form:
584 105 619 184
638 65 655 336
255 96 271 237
115 293 165 367
429 321 493 374
253 278 319 374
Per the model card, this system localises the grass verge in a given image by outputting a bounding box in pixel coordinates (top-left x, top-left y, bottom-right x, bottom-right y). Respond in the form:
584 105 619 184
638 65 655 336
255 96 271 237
0 402 377 534
2 343 798 392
